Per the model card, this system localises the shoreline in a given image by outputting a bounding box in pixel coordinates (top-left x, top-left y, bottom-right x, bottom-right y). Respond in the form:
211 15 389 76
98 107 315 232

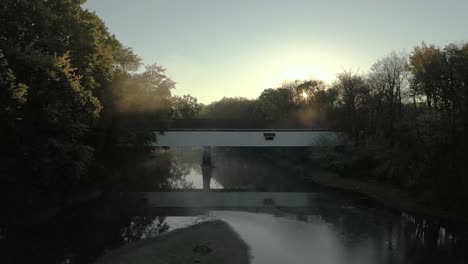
96 220 250 264
304 170 468 225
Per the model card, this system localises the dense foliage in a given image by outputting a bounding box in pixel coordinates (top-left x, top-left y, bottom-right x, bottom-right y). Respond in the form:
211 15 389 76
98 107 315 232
330 45 468 210
0 1 184 208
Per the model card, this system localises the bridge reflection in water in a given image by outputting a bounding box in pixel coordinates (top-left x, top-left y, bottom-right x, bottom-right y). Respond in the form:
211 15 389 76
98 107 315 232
144 192 315 208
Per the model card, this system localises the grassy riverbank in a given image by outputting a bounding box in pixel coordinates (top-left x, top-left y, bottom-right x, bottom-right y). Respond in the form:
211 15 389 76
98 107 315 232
96 220 250 264
304 169 468 224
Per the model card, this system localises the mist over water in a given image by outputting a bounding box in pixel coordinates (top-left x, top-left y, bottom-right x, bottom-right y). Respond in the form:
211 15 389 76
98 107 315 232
168 147 310 191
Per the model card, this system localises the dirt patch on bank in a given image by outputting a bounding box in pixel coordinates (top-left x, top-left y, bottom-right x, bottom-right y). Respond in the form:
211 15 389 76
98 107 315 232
96 220 250 264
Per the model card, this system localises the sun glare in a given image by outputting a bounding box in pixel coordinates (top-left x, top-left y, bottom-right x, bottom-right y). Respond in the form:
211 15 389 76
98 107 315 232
266 64 335 88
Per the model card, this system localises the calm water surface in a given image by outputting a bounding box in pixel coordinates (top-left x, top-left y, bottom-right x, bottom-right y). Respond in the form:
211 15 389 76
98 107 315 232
2 147 467 264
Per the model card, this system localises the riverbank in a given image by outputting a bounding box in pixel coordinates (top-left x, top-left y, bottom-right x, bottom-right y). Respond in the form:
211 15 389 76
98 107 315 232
304 169 468 224
96 220 250 264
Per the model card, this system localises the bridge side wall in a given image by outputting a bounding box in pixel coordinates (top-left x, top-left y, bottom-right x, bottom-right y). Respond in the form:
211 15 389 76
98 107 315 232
152 131 344 147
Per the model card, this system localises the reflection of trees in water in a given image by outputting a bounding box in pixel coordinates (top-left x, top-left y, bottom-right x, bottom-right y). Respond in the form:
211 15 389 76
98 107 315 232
120 214 215 243
166 148 203 189
398 213 466 263
107 148 200 191
170 147 204 165
284 196 467 264
137 149 194 190
120 216 169 242
211 148 306 191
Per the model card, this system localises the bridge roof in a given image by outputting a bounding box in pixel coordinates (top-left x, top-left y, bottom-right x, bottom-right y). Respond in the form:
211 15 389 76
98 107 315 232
166 119 332 131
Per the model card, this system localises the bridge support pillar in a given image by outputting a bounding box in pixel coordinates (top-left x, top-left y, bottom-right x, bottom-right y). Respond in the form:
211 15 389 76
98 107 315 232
201 147 213 190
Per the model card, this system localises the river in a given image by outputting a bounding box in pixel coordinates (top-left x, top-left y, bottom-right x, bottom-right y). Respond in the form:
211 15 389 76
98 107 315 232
2 147 467 263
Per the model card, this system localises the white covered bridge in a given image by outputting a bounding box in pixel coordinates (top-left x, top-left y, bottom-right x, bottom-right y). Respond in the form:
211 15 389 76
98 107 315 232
152 120 344 147
154 129 343 147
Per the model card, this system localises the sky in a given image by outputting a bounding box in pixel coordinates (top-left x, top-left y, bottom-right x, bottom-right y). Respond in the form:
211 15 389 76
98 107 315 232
83 0 468 103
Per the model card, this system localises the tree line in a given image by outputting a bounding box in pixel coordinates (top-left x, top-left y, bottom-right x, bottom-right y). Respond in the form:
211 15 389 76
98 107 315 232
197 44 468 211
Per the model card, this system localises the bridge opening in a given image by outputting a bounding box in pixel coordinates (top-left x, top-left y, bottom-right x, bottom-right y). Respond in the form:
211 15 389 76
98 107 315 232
263 132 276 140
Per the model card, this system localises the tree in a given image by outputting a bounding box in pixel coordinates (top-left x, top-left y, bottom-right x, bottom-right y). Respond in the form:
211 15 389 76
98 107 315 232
0 49 28 119
111 64 174 114
257 88 295 120
0 49 28 184
368 52 409 140
171 94 203 119
96 64 176 156
333 71 370 141
409 43 443 109
0 0 141 196
200 97 259 120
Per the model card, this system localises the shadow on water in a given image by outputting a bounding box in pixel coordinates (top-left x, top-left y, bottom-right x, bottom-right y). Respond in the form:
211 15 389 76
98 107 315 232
1 147 468 263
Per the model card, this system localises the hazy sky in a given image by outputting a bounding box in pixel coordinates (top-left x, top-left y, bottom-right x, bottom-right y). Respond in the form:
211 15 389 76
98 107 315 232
83 0 467 103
